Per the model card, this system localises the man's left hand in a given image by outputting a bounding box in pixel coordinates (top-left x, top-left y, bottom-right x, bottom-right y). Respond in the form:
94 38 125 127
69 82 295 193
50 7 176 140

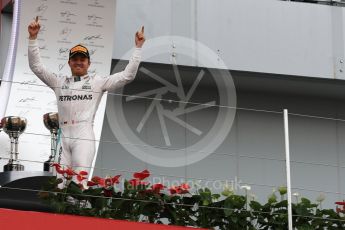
135 26 145 48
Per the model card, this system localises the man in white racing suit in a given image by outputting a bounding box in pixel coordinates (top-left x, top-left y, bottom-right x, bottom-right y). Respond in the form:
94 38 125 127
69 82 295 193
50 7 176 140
28 17 145 176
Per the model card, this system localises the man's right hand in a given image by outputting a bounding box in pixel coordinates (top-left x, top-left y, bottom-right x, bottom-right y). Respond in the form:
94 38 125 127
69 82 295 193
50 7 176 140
28 16 40 40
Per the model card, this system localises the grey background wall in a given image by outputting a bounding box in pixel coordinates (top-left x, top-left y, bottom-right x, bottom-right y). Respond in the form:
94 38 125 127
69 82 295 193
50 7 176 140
93 0 345 208
94 62 345 208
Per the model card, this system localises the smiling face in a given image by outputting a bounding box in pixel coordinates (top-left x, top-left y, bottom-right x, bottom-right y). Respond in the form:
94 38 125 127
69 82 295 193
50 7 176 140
68 55 90 77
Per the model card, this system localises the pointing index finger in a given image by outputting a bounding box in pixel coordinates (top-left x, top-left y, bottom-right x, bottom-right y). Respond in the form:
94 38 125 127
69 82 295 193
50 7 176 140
141 26 144 34
35 16 39 23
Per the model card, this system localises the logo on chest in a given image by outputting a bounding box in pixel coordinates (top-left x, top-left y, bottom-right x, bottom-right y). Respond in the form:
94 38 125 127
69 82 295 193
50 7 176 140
82 81 92 90
59 95 93 101
62 84 69 89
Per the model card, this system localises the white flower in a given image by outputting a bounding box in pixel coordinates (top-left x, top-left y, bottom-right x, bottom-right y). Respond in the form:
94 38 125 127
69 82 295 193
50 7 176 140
316 193 326 203
249 193 257 201
241 185 251 191
79 180 89 190
223 182 234 191
292 192 300 197
292 192 300 203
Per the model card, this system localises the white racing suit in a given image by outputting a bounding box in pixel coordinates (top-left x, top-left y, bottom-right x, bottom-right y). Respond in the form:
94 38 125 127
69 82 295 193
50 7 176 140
28 39 141 175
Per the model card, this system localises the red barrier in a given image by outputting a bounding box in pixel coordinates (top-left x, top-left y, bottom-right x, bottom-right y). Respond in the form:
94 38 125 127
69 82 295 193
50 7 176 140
0 208 205 230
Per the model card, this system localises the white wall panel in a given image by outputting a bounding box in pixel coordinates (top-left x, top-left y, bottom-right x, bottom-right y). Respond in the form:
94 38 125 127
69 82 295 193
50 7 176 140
0 14 12 79
113 0 343 79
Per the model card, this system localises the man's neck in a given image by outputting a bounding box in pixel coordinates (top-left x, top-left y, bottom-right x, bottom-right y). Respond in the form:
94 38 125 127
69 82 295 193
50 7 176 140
72 74 87 82
74 76 81 82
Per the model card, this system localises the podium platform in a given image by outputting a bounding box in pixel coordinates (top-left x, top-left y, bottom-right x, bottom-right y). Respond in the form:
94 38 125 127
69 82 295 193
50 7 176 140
0 171 53 211
0 208 204 229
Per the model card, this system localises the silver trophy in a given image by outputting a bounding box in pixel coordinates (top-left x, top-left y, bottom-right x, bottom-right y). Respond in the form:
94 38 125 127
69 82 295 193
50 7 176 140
1 116 27 171
43 112 59 172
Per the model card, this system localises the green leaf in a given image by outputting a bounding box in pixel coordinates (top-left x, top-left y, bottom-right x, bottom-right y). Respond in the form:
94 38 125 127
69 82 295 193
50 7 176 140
205 188 211 193
200 192 211 200
300 198 311 206
212 194 221 200
278 186 287 196
83 187 103 196
224 204 233 216
110 199 126 210
230 215 238 223
202 200 210 206
67 181 82 195
95 197 107 209
274 200 288 209
268 193 277 204
230 195 246 209
249 200 262 211
141 202 160 216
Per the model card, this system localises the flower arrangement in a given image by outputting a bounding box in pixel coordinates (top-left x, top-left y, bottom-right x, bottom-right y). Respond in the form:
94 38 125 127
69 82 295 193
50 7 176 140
39 164 345 229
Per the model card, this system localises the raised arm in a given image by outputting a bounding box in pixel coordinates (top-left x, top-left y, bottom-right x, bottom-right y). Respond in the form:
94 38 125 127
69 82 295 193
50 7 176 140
101 26 145 92
28 16 57 89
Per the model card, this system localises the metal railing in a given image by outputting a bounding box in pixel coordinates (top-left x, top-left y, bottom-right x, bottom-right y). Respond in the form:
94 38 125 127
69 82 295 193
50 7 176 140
283 0 345 6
